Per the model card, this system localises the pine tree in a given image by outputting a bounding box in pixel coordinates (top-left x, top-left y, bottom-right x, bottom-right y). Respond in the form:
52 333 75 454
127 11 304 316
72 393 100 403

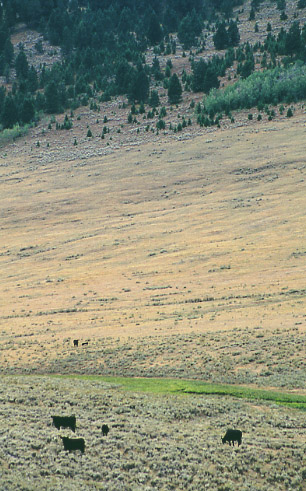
0 86 5 113
4 2 16 27
249 8 255 20
27 66 38 93
192 59 207 92
0 55 4 77
1 95 18 128
203 66 220 93
3 39 14 65
118 7 133 34
227 20 240 47
149 90 160 107
286 107 293 117
45 81 60 113
147 11 163 45
152 57 163 81
213 22 229 50
162 7 178 34
239 55 255 79
285 21 301 55
115 60 134 94
62 26 73 54
168 73 182 104
15 49 29 80
128 68 149 103
178 10 202 49
221 0 234 19
20 98 35 124
277 0 286 10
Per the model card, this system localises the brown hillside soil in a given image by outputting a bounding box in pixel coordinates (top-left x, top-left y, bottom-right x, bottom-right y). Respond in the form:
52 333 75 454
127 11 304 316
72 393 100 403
0 111 305 387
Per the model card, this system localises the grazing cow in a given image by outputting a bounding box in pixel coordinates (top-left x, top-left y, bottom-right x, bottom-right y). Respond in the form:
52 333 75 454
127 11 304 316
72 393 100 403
73 339 79 347
52 415 76 433
82 341 88 346
222 429 242 446
61 436 85 453
102 424 109 436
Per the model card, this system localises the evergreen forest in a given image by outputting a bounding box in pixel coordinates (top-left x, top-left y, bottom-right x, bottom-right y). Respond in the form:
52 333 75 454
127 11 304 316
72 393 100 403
1 0 306 131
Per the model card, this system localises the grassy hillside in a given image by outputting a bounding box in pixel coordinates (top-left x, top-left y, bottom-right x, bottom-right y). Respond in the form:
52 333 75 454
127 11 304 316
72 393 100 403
0 112 305 388
0 3 305 489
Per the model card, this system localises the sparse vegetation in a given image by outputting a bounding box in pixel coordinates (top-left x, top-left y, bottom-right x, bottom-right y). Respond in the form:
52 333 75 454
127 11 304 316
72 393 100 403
0 375 305 491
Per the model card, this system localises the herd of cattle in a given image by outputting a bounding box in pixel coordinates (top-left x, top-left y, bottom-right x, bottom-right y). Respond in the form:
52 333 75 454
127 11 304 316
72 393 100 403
51 415 242 454
51 415 109 453
51 340 243 454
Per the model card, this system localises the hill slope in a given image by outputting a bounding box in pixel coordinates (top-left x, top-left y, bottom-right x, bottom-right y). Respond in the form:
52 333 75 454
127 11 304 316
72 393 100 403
0 113 305 387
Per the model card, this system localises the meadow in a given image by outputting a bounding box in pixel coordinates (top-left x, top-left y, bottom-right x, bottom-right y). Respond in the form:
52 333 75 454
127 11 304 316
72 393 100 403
0 375 306 490
0 46 306 489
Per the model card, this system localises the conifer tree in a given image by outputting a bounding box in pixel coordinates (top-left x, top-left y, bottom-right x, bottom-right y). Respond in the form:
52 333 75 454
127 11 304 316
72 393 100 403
147 11 163 45
213 22 229 50
227 20 240 47
285 21 301 54
15 49 29 80
20 98 35 124
1 95 18 128
149 89 160 107
178 10 202 49
192 59 207 92
45 81 60 113
3 39 14 65
168 73 182 104
128 68 149 103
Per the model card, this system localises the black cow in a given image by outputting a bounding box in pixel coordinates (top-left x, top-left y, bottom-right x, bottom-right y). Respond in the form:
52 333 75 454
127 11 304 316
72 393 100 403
222 429 242 446
102 424 109 436
52 415 76 433
82 341 88 346
73 339 79 347
61 436 85 453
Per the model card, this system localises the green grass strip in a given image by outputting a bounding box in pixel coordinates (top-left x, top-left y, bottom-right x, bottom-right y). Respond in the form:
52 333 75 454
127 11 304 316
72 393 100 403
51 375 306 410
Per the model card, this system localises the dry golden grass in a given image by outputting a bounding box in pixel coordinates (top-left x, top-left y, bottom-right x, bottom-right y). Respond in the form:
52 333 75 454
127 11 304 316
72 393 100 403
0 109 305 383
